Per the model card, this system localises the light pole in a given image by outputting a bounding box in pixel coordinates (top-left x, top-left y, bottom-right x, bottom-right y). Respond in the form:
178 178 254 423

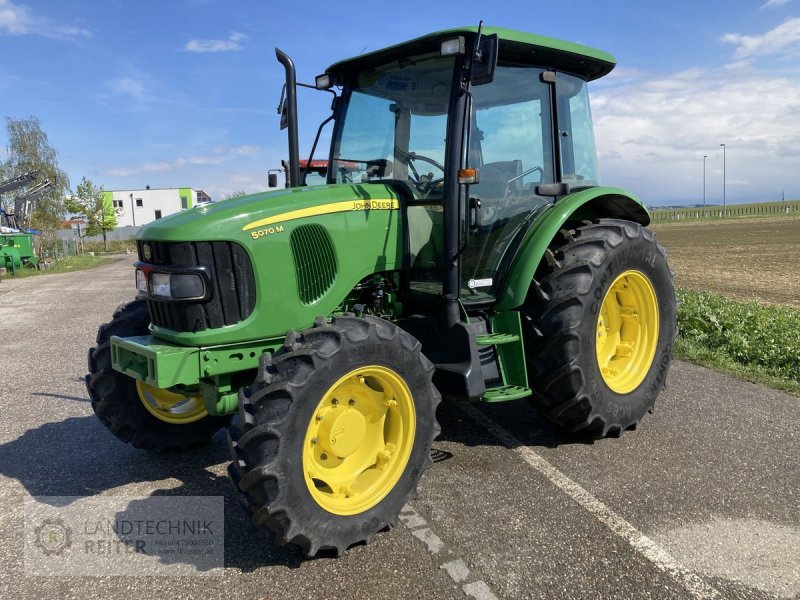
129 193 137 227
703 155 708 216
720 143 726 217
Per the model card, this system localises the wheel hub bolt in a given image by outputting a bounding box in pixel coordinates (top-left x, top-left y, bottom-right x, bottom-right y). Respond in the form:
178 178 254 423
311 437 318 444
349 399 356 406
321 453 328 460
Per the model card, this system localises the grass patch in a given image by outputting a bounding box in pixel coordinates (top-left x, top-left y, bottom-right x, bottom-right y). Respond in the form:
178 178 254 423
4 254 114 278
676 288 800 396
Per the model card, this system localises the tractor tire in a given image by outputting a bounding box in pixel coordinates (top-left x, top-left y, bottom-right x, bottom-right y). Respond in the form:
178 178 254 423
227 314 441 557
86 299 230 451
521 219 676 437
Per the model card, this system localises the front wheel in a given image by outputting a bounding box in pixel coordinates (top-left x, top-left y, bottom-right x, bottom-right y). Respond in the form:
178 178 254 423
227 315 440 556
521 219 676 437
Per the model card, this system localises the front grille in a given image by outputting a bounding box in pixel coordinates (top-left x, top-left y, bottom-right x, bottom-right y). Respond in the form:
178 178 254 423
138 240 256 332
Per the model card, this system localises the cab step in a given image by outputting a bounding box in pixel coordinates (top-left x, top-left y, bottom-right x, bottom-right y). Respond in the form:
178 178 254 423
481 384 532 403
475 332 520 346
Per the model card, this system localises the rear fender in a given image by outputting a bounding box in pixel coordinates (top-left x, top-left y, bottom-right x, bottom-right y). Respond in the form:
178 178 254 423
496 187 649 310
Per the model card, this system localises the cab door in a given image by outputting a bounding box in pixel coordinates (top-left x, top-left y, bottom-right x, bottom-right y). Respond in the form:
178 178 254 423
461 66 555 302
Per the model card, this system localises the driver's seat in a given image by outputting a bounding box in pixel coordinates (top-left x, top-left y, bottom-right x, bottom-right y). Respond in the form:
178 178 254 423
475 160 523 201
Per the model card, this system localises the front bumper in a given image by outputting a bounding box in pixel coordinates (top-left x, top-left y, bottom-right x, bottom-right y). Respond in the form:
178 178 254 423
110 334 284 389
111 335 200 388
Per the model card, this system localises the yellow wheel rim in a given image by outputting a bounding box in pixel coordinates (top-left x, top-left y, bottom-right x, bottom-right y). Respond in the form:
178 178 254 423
302 366 416 516
595 270 659 394
135 381 208 425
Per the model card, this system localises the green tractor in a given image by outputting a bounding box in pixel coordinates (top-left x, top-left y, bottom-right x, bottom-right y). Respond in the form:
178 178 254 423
88 25 676 556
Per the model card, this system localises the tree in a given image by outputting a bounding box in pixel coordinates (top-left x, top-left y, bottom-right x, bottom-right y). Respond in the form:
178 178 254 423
1 116 70 254
65 177 118 251
222 190 248 200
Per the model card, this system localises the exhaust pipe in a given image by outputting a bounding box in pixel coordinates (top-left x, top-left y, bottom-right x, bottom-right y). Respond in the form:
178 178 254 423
275 48 301 188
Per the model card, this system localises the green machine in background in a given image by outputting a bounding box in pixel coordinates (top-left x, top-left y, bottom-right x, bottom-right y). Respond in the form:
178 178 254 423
0 172 45 273
0 228 38 273
87 25 677 557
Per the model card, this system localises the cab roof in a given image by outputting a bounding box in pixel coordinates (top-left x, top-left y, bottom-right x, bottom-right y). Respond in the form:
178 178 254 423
326 25 616 82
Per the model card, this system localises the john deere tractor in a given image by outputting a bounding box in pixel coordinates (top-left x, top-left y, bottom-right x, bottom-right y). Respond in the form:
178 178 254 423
88 26 676 556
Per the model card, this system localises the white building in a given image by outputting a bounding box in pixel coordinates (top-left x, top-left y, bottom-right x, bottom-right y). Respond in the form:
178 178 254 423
103 187 212 228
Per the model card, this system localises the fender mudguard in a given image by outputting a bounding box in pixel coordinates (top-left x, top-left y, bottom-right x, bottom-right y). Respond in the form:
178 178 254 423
496 187 650 310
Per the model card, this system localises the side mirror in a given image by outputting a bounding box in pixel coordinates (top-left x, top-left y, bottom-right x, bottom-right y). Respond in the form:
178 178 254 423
279 104 288 131
536 182 570 197
471 34 498 86
277 84 288 131
268 173 278 188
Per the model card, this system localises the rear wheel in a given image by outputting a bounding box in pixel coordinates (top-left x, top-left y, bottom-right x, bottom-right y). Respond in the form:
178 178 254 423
227 315 440 556
521 219 676 436
86 299 230 450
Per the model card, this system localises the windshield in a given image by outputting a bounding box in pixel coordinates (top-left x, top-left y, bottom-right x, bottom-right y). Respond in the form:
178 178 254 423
557 73 600 187
330 55 456 200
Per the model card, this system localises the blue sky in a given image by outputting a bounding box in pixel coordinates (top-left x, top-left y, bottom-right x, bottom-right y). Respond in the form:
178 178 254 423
1 0 799 205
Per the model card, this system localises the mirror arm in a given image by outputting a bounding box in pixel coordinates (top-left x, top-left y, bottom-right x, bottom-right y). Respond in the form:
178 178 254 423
302 114 335 185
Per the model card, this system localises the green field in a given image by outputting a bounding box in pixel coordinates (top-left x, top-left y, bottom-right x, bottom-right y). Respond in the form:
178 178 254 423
650 199 800 221
651 215 800 395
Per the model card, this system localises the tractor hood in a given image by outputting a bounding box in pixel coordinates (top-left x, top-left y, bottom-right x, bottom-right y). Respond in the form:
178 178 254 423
135 182 402 245
134 181 405 346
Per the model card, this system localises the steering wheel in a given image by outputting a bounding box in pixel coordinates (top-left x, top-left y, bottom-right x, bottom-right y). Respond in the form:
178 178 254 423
415 172 445 197
395 146 445 172
407 152 445 172
395 147 445 197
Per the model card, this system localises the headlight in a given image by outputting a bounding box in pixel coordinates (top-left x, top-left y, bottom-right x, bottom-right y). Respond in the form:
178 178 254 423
135 269 148 293
440 37 465 56
170 273 205 299
151 272 171 298
147 271 206 300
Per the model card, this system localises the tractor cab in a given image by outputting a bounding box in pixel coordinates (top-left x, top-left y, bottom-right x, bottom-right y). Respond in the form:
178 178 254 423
288 27 616 309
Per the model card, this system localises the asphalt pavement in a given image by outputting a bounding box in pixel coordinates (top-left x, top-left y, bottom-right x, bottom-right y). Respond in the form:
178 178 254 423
0 257 797 599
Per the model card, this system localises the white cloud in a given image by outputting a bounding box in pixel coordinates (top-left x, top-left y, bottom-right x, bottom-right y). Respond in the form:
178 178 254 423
107 156 223 177
592 65 800 203
589 18 800 204
760 0 790 9
53 24 90 39
0 0 90 39
105 145 262 177
184 31 245 53
721 17 800 59
233 145 260 155
110 77 147 100
96 73 157 109
0 0 31 34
